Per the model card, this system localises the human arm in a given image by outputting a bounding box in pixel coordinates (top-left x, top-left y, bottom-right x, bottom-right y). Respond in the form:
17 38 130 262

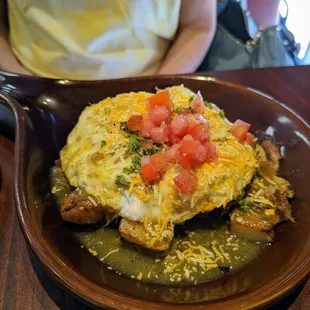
158 0 216 75
0 0 32 75
247 0 280 29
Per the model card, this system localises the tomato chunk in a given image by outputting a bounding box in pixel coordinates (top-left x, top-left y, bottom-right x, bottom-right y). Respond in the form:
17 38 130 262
182 134 194 141
188 124 209 145
231 119 251 142
148 106 170 125
150 153 172 172
175 148 192 169
246 132 254 144
185 114 200 129
165 125 181 144
180 140 200 156
175 140 199 168
193 114 207 124
165 143 181 161
140 163 160 183
141 139 153 150
191 92 205 114
180 108 192 115
150 127 169 144
174 170 198 194
138 119 155 138
147 90 172 112
204 142 218 162
192 143 208 164
126 115 143 131
141 155 151 166
179 139 208 166
175 138 216 168
170 115 189 137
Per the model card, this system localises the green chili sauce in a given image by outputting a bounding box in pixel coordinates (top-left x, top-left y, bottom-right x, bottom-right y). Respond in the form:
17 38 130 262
51 171 266 285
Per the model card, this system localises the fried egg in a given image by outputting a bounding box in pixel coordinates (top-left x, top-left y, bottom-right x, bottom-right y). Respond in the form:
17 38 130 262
60 86 257 233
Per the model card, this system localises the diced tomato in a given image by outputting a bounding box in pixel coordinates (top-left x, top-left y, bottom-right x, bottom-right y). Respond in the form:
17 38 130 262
170 115 189 137
192 143 208 164
188 124 209 145
165 143 181 161
191 91 205 114
175 139 215 168
174 170 198 194
165 125 182 144
180 140 200 156
204 142 218 162
231 119 251 142
170 134 182 144
138 119 155 138
150 153 172 172
175 148 192 169
126 115 143 131
146 90 172 112
193 114 207 124
150 127 169 144
140 163 160 183
182 135 194 141
185 114 200 129
246 132 254 144
148 106 170 126
180 108 192 115
176 140 194 168
179 139 208 166
141 139 153 150
141 155 151 166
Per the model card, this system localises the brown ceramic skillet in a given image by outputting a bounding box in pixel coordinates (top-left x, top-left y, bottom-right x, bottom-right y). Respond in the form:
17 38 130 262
0 73 309 310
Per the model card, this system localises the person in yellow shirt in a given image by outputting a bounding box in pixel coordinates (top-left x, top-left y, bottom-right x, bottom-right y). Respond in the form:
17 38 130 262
0 0 217 80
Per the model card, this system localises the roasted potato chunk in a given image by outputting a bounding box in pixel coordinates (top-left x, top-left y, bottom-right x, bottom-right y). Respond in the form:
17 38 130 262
119 218 174 252
230 207 278 242
230 141 294 242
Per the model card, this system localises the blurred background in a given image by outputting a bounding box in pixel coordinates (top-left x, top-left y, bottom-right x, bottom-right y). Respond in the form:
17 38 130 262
279 0 309 64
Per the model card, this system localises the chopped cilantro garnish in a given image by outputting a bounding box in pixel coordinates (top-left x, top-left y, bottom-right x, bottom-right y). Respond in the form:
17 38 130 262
127 135 143 154
115 175 131 187
123 167 134 174
189 95 195 101
240 204 249 212
174 106 182 114
237 197 249 212
131 155 141 170
219 109 225 119
100 140 106 148
133 134 143 140
204 101 210 108
122 155 142 174
122 117 163 157
163 145 169 152
143 143 162 155
120 121 133 133
174 106 194 114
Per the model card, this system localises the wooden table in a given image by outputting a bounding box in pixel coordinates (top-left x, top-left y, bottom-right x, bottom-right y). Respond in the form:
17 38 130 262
0 66 309 310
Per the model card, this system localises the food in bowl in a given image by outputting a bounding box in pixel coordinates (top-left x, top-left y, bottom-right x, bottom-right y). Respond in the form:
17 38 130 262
51 85 294 284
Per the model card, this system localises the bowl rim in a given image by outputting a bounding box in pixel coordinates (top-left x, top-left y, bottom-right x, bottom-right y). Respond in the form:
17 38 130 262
2 75 309 309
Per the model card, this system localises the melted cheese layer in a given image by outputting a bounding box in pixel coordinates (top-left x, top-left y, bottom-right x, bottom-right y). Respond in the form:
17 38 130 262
60 86 257 226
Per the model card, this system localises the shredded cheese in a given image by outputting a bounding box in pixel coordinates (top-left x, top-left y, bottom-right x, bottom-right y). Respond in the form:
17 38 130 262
60 85 258 250
100 248 119 261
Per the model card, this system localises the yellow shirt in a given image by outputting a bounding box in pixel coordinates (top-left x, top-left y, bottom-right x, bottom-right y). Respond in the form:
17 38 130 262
8 0 181 80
